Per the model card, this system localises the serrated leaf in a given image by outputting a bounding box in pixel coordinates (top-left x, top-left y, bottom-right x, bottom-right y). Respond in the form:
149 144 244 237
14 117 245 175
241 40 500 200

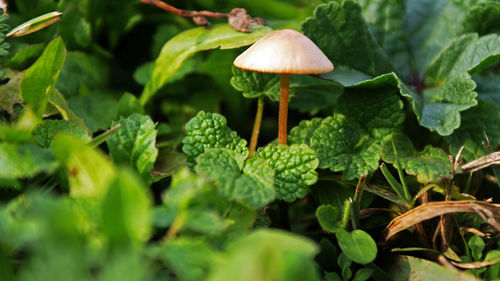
461 2 500 36
425 34 500 85
302 1 393 78
0 143 58 180
33 119 90 148
230 67 280 102
255 144 318 202
336 229 377 265
20 36 66 118
101 169 152 244
52 135 115 198
316 205 340 233
182 111 248 168
106 113 158 182
140 24 272 105
381 133 452 183
288 117 323 146
195 149 275 208
358 0 411 80
208 229 321 281
310 114 380 180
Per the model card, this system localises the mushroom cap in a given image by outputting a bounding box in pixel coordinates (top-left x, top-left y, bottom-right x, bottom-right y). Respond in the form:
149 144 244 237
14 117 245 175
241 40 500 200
233 29 334 74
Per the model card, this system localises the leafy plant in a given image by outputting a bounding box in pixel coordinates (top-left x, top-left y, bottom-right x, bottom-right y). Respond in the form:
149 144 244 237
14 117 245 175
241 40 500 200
1 0 500 280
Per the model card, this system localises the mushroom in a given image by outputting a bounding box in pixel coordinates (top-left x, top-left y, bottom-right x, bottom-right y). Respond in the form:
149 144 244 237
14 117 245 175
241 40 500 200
233 29 333 145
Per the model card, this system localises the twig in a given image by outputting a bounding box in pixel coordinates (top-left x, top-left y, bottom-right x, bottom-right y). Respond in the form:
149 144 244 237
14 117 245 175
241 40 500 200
139 0 266 32
461 151 500 172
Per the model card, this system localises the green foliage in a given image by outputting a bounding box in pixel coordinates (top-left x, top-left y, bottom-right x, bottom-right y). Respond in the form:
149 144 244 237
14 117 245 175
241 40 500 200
230 67 280 101
336 229 377 265
20 37 66 118
0 14 8 78
182 111 248 168
0 142 58 181
141 24 272 104
255 144 318 202
106 114 158 183
195 148 275 208
33 119 89 148
316 205 340 233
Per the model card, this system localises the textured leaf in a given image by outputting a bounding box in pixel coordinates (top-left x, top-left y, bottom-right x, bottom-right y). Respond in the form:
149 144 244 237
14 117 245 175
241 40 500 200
425 34 500 85
288 118 323 146
0 71 23 118
381 133 452 183
230 67 280 102
406 0 472 77
182 111 248 168
336 229 377 265
195 149 275 208
33 120 90 148
20 36 66 117
316 205 340 233
402 73 478 136
302 1 393 78
358 0 411 80
0 143 58 180
208 229 321 281
140 24 271 105
107 114 158 182
310 114 381 180
101 169 152 244
462 2 500 35
255 144 318 202
52 135 115 198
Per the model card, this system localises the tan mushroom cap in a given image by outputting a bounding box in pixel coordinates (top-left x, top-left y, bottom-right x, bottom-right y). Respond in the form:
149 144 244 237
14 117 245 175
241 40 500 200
233 29 334 74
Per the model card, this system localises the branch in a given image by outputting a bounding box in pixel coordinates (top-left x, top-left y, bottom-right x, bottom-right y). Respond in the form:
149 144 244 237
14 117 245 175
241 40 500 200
140 0 266 32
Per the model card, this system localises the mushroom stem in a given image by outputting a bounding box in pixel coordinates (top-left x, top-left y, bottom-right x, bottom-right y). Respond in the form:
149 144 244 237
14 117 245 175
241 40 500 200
278 73 289 145
248 98 264 158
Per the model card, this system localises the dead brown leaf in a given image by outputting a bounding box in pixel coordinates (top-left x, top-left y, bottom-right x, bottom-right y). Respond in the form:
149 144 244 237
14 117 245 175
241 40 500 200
386 201 500 240
461 151 500 173
451 258 500 269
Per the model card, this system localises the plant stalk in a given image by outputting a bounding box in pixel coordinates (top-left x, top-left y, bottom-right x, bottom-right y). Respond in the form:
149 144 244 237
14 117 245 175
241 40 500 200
278 73 289 145
248 98 264 158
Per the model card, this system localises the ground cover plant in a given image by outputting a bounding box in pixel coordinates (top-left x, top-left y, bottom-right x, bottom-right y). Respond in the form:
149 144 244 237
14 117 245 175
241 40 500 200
1 0 500 280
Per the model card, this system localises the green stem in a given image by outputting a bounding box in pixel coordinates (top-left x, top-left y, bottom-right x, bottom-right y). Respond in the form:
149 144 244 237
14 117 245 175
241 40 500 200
392 141 411 202
248 98 264 158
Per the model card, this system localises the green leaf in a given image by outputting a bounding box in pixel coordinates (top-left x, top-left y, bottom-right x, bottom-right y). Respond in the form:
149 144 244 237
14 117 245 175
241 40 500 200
403 73 478 136
316 205 340 233
106 113 158 182
182 111 248 168
352 268 374 281
33 119 90 148
302 1 393 78
288 75 343 115
358 0 412 80
116 93 144 119
7 43 45 70
288 117 323 146
56 52 108 98
310 114 380 180
149 237 217 281
0 143 58 180
101 169 152 245
406 0 473 77
425 34 500 86
52 135 115 198
195 148 275 208
255 144 318 202
468 235 485 261
462 2 500 36
381 133 452 183
20 36 66 117
230 67 280 102
336 229 377 265
47 89 90 133
67 93 118 133
208 229 321 281
389 255 478 281
57 4 92 49
140 24 272 105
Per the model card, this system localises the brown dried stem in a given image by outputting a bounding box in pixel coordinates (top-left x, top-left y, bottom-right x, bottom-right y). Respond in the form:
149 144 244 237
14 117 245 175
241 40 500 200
278 74 289 145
